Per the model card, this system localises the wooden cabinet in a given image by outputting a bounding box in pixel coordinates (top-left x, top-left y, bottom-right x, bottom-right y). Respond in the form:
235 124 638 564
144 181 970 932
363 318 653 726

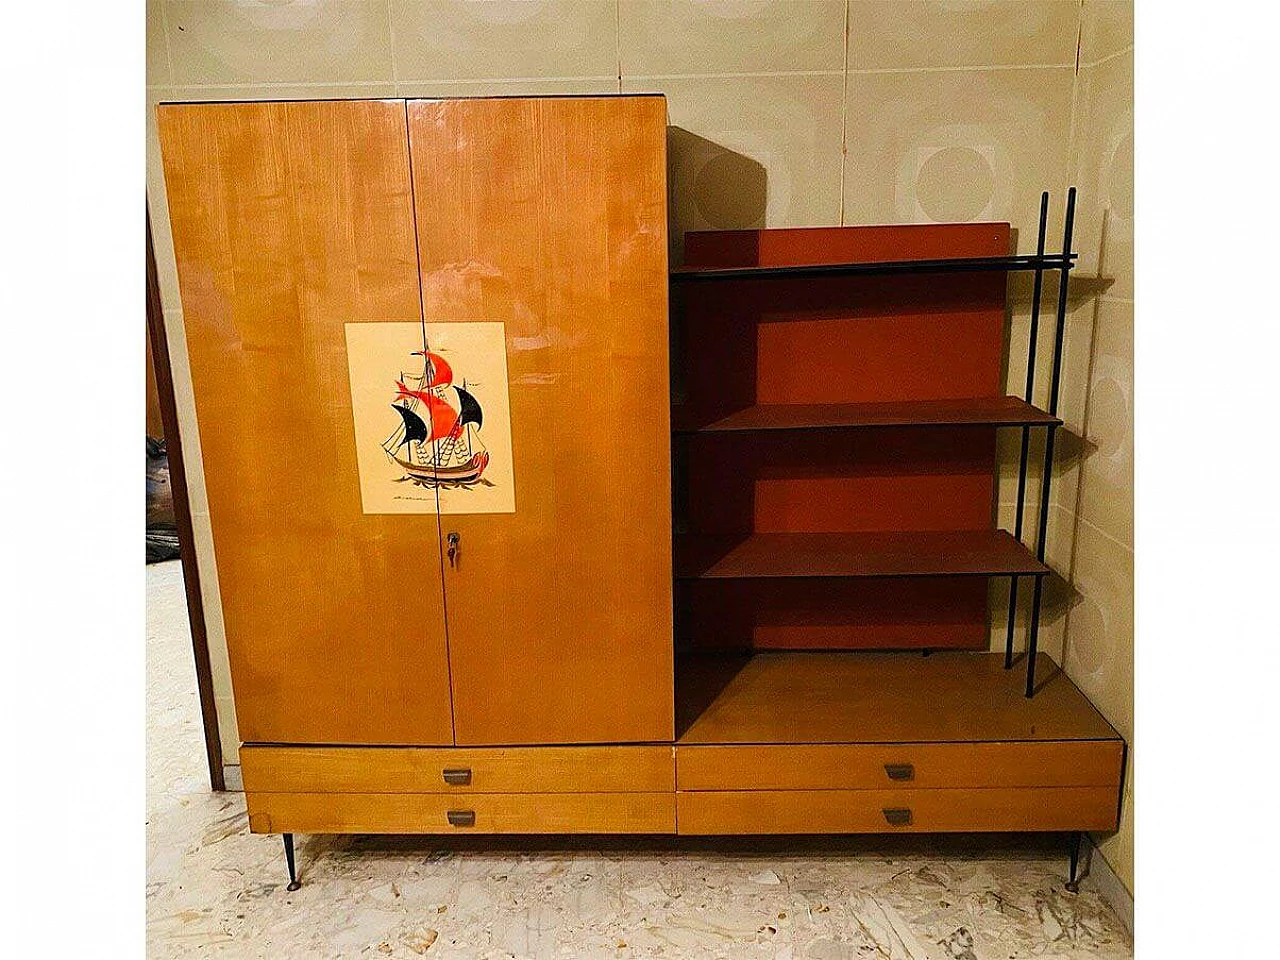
161 96 673 753
159 100 1124 863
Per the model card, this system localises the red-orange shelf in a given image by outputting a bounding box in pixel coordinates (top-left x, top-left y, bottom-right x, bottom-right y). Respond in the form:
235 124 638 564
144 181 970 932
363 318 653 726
675 530 1049 580
672 396 1059 434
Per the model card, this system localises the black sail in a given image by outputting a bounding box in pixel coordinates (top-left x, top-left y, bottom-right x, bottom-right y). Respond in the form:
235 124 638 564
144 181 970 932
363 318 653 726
392 403 429 447
454 386 484 429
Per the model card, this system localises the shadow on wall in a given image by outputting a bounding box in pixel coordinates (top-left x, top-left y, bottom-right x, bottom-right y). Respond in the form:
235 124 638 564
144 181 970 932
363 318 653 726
667 127 767 264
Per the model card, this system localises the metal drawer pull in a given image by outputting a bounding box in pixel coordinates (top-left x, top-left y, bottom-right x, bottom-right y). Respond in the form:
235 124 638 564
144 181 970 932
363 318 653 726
882 808 912 826
883 763 914 781
442 768 472 786
446 810 475 827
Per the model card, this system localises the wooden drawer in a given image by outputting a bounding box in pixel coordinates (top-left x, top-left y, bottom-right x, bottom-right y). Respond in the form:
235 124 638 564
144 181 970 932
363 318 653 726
676 741 1123 791
677 786 1120 835
247 791 676 834
241 745 675 794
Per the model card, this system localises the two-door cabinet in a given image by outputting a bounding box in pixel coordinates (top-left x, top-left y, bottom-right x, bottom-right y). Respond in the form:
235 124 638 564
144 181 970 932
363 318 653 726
159 97 1125 891
159 96 676 832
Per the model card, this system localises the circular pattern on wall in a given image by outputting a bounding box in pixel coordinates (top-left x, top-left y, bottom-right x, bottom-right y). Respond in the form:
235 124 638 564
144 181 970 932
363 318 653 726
1108 130 1134 222
693 150 768 228
915 146 996 222
1066 567 1112 677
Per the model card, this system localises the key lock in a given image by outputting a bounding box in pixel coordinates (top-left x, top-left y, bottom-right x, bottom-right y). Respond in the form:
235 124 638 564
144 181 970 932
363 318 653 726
446 532 461 568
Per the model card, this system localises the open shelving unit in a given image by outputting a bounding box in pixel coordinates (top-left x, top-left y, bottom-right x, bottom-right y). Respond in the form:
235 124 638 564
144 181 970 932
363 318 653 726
665 190 1123 862
670 191 1080 697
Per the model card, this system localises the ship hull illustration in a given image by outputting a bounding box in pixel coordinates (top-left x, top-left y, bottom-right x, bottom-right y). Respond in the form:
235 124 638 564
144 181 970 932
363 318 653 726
382 347 491 489
391 450 490 486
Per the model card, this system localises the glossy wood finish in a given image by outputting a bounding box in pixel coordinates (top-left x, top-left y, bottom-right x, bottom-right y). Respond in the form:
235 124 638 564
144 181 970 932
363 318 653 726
158 101 455 745
677 653 1121 744
241 745 675 794
407 96 673 745
675 531 1049 580
676 742 1124 791
676 787 1120 835
673 397 1059 434
247 791 676 834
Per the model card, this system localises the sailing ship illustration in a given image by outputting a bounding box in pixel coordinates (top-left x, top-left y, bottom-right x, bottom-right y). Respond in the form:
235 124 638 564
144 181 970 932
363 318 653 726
381 346 491 488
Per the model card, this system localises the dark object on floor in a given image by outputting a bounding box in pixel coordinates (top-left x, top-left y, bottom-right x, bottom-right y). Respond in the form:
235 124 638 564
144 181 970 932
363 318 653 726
147 436 180 563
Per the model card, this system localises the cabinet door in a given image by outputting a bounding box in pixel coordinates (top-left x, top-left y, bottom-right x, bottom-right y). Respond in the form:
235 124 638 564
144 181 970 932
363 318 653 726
407 96 674 745
158 101 454 745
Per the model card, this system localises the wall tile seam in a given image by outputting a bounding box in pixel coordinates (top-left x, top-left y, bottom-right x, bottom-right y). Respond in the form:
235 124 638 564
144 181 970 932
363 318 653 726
627 70 844 81
158 1 175 87
386 0 400 83
1054 503 1133 555
838 0 850 228
1074 513 1134 556
154 77 636 91
847 62 1077 76
150 81 399 92
614 0 623 95
1080 44 1135 71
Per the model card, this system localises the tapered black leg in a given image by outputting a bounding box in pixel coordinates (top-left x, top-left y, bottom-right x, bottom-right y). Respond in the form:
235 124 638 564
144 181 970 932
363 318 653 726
1066 831 1082 893
283 833 301 891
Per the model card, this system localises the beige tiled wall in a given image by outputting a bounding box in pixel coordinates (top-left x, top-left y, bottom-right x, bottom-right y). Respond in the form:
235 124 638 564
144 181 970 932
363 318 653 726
147 0 1134 892
1057 0 1135 897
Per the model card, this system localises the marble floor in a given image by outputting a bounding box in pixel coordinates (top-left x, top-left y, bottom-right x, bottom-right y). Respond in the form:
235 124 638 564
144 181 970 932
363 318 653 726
146 560 1133 959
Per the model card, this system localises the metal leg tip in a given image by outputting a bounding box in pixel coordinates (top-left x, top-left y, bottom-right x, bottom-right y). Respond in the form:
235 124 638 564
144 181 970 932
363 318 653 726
1065 880 1080 894
286 879 302 892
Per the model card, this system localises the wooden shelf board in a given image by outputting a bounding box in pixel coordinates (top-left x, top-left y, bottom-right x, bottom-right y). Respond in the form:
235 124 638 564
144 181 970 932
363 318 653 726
676 652 1121 745
675 530 1049 580
673 397 1059 434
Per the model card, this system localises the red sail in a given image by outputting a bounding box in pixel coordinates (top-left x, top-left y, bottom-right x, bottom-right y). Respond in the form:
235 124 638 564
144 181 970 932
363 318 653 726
394 381 460 441
423 393 459 441
414 350 453 387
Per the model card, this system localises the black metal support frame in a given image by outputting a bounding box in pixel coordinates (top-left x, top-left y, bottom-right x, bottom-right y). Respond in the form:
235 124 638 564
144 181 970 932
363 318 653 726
1067 830 1083 892
283 833 301 892
1001 191 1076 697
1004 193 1050 670
1019 189 1076 697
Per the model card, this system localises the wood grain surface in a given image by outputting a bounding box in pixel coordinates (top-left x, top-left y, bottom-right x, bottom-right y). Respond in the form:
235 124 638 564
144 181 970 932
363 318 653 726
407 96 674 745
676 652 1122 744
158 100 455 745
242 744 675 794
676 786 1120 834
247 790 677 834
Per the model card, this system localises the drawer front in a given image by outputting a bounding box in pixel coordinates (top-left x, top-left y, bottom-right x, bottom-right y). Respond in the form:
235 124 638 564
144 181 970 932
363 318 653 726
676 741 1123 791
247 791 676 834
677 786 1120 835
241 745 675 794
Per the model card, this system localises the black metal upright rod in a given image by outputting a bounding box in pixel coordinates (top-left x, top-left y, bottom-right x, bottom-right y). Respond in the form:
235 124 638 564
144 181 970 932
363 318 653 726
1026 187 1077 698
1066 830 1083 892
1005 192 1050 669
283 833 301 892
